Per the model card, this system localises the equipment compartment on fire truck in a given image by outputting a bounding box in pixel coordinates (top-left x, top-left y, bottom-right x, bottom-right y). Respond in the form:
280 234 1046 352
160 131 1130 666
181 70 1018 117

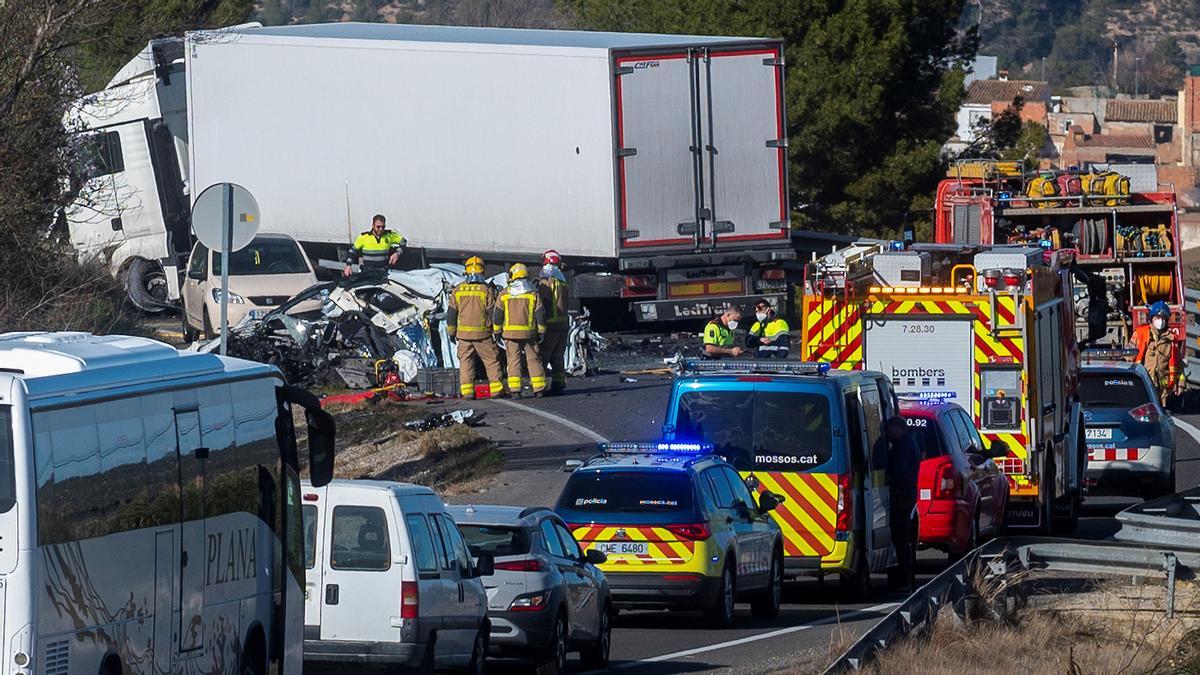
800 242 1087 532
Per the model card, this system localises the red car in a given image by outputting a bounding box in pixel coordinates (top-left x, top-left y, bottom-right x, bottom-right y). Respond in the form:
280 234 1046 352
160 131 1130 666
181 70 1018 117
900 401 1010 558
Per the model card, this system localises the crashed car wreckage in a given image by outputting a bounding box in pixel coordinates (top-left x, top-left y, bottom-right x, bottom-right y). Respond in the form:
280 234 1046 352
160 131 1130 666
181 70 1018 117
197 267 607 390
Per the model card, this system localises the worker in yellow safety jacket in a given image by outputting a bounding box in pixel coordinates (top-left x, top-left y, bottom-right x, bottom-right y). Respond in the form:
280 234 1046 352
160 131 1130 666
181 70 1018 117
446 256 506 399
746 298 790 359
537 250 571 393
344 214 406 276
703 308 745 359
494 263 547 397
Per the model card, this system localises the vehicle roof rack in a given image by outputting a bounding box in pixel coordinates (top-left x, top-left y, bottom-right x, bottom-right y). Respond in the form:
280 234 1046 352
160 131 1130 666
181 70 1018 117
680 359 831 376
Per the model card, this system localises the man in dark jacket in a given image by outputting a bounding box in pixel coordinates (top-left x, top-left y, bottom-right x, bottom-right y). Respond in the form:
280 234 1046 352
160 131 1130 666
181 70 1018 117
885 415 920 590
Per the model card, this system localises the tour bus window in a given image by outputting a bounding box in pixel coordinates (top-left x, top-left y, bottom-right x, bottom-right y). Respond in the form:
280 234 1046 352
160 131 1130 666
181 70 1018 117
0 409 13 513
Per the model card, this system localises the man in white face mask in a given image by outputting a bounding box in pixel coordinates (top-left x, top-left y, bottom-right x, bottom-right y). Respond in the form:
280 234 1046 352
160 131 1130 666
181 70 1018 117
703 308 745 359
1132 301 1183 405
747 298 791 359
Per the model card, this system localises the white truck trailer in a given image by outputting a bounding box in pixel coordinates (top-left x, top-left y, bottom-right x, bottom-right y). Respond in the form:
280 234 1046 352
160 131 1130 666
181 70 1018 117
65 23 794 319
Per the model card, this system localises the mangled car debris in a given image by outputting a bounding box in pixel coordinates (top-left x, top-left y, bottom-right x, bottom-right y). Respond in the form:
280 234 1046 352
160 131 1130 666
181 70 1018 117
197 266 607 391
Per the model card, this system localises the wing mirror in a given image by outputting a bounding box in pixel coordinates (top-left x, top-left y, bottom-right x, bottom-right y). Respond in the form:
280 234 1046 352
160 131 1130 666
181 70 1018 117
757 490 785 514
584 548 607 565
562 459 583 473
743 474 760 491
279 385 337 487
473 553 495 578
187 269 206 281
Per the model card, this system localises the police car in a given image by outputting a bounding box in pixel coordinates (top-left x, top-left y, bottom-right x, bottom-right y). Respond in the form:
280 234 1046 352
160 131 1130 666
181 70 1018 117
555 443 785 627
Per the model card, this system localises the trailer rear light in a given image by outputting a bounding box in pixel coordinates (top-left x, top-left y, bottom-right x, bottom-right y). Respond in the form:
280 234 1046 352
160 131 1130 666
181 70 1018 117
303 493 319 501
996 457 1025 475
982 269 1000 288
495 559 543 572
760 269 786 280
625 275 655 289
666 523 712 540
835 473 852 533
401 580 419 619
1130 403 1160 423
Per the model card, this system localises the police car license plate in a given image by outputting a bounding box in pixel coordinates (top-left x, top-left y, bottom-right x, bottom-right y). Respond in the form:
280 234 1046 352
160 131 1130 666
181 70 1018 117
597 542 648 556
1086 428 1113 441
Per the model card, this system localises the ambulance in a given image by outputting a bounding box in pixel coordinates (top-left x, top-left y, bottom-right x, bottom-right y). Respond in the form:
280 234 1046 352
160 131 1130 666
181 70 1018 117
800 243 1087 532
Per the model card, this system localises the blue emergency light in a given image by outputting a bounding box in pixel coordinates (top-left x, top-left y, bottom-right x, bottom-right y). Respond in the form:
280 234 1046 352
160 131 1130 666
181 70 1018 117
599 442 715 455
1082 348 1138 363
681 359 831 376
899 391 957 403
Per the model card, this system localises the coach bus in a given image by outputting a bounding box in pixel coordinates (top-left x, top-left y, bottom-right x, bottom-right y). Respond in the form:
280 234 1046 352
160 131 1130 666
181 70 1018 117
0 332 334 675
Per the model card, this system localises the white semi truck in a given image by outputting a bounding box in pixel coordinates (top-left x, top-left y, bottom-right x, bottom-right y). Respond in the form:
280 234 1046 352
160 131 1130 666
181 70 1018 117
66 22 797 320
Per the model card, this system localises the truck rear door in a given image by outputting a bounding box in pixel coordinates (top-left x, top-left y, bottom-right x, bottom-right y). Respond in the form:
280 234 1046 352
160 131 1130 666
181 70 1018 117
863 316 975 408
614 44 788 252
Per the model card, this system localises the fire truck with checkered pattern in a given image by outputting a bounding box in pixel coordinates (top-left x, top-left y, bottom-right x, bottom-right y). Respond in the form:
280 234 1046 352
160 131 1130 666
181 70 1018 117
799 242 1088 531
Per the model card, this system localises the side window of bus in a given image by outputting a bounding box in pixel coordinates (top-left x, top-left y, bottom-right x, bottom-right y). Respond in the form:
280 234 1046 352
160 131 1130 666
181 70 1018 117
843 392 866 471
405 514 440 574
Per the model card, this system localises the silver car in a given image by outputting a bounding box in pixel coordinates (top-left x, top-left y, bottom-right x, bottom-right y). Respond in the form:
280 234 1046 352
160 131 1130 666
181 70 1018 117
448 505 612 674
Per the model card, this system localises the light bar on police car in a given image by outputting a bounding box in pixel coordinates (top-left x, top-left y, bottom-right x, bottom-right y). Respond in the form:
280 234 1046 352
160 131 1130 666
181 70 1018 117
598 442 715 454
681 359 831 376
1082 348 1138 362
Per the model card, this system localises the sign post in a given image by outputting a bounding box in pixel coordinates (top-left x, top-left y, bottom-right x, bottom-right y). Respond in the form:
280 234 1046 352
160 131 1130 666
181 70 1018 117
192 183 260 355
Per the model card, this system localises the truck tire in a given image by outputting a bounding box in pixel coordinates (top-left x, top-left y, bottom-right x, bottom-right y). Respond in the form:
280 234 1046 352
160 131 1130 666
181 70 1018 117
124 257 170 314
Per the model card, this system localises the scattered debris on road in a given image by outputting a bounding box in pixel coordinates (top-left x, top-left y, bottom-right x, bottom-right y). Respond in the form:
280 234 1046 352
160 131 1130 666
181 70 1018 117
403 408 486 432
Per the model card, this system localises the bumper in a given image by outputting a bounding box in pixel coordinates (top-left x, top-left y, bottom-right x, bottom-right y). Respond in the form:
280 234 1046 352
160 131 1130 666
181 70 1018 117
303 638 422 665
606 572 721 609
782 538 853 577
634 293 786 322
487 610 555 653
918 500 967 551
1085 445 1171 495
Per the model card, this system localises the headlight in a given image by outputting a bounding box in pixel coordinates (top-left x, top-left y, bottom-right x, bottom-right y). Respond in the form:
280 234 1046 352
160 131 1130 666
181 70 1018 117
211 288 245 304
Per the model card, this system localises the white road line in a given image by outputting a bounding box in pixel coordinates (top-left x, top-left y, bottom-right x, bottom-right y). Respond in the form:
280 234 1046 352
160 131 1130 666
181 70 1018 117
488 397 610 444
1173 417 1200 447
610 602 900 668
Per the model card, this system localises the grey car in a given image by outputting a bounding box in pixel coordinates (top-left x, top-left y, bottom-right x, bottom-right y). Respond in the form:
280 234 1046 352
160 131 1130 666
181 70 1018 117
447 505 612 674
1081 361 1176 499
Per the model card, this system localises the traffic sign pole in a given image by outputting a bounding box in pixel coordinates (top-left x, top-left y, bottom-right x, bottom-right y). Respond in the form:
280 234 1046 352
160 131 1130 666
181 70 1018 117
220 183 233 355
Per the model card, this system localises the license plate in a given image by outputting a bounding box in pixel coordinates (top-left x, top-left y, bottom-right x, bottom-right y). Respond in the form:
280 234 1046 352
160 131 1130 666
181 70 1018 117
596 542 648 556
248 309 268 320
1086 428 1113 440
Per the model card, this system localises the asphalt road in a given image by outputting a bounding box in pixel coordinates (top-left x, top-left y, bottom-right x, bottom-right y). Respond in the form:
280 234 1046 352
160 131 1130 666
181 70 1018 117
446 371 1200 674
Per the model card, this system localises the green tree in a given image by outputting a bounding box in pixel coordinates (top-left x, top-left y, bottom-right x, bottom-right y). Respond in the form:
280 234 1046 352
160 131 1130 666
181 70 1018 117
260 0 288 25
563 0 976 236
1001 122 1047 169
303 0 333 23
350 0 381 22
1142 37 1186 97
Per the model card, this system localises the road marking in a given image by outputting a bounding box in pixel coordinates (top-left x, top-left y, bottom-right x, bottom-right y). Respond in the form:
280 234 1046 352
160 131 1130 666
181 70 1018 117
1173 417 1200 447
488 397 610 444
608 602 899 668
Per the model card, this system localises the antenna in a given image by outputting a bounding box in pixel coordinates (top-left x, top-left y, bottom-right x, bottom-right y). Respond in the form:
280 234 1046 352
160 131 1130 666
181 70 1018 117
345 181 352 243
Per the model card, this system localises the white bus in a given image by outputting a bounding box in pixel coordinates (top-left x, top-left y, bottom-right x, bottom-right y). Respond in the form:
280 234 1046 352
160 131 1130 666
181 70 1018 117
0 332 334 675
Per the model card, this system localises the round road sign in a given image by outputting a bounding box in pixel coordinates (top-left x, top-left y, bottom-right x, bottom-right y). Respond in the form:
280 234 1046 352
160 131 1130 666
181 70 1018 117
191 182 260 251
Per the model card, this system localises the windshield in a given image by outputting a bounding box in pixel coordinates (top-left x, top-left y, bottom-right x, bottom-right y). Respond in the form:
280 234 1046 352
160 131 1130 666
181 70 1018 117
1080 372 1153 409
457 524 531 558
557 472 695 518
213 237 309 276
674 390 834 471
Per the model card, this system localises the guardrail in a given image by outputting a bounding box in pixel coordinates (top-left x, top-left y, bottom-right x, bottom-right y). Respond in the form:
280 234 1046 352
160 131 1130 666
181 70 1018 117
827 493 1200 672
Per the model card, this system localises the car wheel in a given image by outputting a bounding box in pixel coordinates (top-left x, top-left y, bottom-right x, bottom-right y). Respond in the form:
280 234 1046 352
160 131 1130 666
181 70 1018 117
839 546 869 602
708 563 736 627
536 614 567 675
751 549 783 619
416 634 435 675
466 627 488 675
580 602 611 669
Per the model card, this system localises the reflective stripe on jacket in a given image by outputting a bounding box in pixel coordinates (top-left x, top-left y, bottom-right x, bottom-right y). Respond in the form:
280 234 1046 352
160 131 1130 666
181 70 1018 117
703 320 733 348
748 317 790 353
446 282 495 340
346 230 406 267
538 277 570 330
494 288 545 340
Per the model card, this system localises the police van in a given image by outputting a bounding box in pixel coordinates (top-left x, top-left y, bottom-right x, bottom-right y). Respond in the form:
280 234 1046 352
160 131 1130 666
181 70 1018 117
661 360 907 600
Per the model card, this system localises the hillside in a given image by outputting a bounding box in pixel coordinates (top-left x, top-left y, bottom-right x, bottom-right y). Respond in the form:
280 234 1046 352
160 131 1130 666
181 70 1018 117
967 0 1199 94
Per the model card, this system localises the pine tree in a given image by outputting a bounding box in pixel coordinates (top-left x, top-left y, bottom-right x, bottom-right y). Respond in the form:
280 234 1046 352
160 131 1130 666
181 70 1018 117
260 0 288 25
350 0 380 22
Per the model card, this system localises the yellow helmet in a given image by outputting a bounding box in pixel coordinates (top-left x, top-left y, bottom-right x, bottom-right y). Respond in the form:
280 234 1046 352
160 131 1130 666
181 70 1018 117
508 263 529 281
464 256 485 275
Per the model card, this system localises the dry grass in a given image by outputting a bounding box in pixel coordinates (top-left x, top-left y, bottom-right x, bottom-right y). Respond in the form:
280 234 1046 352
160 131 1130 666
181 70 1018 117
302 398 504 494
857 580 1200 675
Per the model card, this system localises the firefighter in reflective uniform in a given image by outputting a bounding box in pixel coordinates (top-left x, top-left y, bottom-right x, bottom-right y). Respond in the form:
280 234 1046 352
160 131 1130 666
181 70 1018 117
446 256 506 399
702 308 745 359
343 214 406 276
1132 301 1184 405
746 298 790 359
494 263 548 396
538 250 570 394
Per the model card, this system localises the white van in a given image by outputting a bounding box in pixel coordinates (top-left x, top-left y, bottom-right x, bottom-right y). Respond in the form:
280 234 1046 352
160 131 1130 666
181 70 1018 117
301 479 493 673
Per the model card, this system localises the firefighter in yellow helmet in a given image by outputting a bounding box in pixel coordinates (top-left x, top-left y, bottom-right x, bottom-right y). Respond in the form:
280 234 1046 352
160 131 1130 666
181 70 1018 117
494 263 548 396
446 256 506 399
537 250 571 393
